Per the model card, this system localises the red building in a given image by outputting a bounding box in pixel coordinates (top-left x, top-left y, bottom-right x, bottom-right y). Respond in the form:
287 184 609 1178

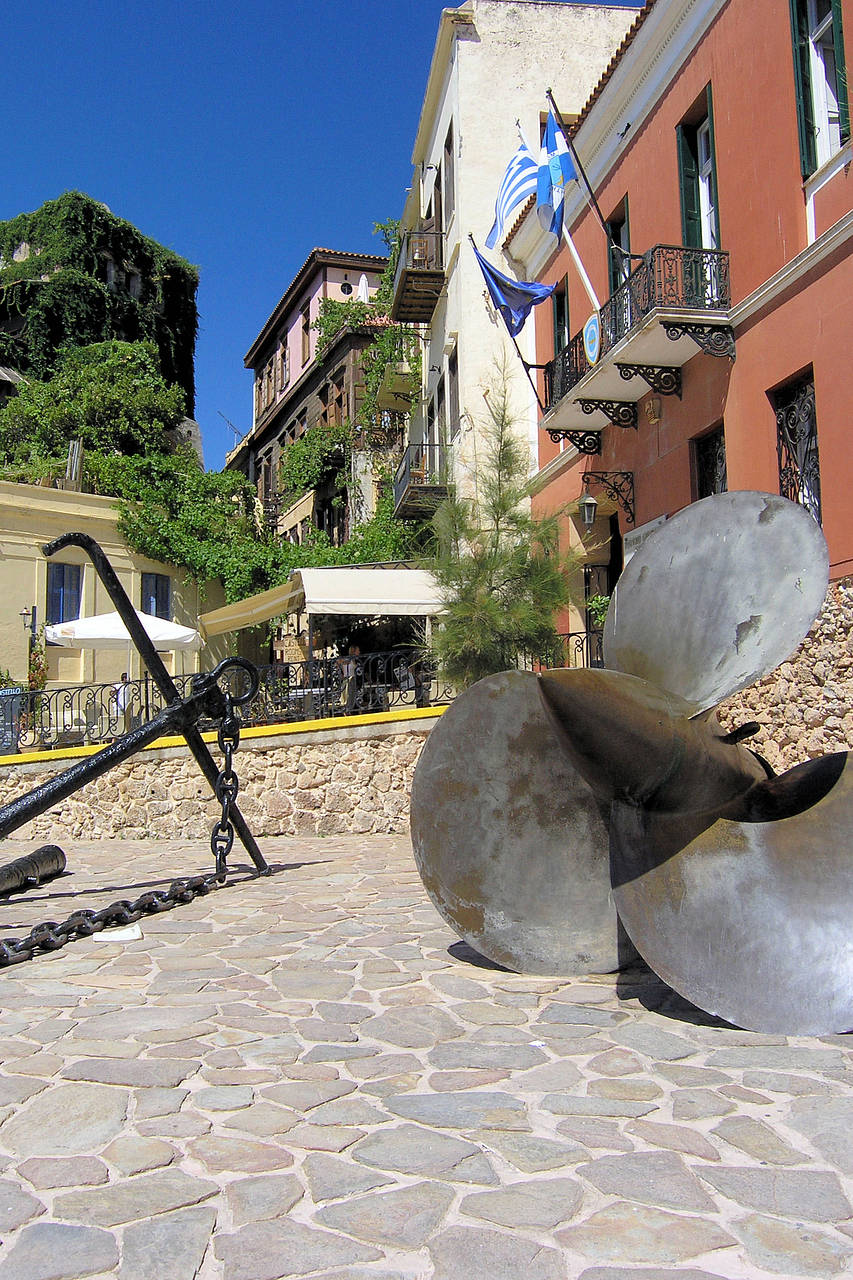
507 0 852 643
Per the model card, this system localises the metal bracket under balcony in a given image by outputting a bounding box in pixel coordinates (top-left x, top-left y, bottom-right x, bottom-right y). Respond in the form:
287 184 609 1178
578 399 638 429
545 429 602 454
392 443 449 519
390 230 445 325
662 322 735 360
615 363 682 397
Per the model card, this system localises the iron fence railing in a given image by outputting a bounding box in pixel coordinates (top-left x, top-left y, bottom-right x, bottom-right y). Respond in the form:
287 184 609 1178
544 243 730 411
395 228 444 277
0 632 605 754
0 653 453 754
521 631 604 672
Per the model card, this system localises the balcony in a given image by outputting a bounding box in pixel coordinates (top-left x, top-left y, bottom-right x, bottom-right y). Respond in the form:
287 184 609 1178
376 330 416 412
393 443 449 519
542 245 734 443
390 230 444 324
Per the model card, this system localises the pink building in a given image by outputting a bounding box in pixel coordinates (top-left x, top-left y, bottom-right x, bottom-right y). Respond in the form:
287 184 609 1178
227 248 387 544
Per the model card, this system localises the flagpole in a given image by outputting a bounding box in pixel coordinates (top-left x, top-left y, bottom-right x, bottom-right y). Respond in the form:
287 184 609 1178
518 124 600 312
546 88 611 243
469 235 548 414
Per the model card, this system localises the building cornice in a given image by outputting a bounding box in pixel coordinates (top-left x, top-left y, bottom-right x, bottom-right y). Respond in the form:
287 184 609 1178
730 210 853 330
529 442 580 495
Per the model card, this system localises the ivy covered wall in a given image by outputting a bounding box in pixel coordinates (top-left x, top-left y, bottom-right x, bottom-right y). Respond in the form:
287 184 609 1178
0 191 198 411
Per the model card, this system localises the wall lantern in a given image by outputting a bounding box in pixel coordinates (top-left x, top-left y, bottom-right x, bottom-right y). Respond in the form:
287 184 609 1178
581 472 636 526
578 492 599 529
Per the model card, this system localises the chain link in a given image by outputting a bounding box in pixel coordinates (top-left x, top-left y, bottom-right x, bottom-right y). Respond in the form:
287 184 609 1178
0 684 249 968
0 872 225 967
210 691 241 880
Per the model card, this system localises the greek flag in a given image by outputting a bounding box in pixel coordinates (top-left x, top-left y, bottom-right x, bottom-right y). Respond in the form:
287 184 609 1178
537 110 576 237
485 143 539 249
472 243 556 338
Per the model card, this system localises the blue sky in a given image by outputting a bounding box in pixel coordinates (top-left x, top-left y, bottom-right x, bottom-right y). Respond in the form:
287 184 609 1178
5 1 640 469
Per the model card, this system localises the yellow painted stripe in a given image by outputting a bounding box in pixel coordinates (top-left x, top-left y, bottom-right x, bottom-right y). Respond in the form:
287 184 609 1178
0 704 446 768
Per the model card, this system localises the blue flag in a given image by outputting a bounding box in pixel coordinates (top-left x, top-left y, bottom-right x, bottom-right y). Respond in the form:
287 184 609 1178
472 243 557 338
485 143 538 249
537 110 576 238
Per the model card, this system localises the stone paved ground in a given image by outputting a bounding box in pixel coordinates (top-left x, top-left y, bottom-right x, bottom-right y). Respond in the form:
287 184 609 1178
0 834 850 1279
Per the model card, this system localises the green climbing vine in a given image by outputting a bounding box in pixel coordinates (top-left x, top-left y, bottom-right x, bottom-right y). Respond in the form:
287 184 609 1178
277 421 353 505
0 191 198 409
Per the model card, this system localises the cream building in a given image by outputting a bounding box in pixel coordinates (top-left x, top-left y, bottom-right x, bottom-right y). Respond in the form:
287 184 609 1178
0 481 227 689
391 0 638 515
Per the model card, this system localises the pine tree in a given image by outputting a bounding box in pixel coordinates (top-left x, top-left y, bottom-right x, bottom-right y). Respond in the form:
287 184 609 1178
429 362 579 689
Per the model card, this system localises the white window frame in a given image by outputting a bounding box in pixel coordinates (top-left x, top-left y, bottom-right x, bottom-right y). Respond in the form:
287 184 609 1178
808 0 843 166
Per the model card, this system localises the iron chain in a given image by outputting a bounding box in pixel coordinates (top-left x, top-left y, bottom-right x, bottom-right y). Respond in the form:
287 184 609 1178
0 686 249 968
0 872 225 967
210 691 241 879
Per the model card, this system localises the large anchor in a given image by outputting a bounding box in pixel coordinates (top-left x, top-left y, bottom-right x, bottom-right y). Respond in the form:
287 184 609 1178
0 533 270 964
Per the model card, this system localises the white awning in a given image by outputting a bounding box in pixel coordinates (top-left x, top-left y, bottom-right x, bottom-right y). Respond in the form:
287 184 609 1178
44 610 202 651
199 566 444 637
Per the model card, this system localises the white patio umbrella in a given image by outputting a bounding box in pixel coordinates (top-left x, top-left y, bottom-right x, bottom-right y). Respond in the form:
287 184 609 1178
44 610 202 651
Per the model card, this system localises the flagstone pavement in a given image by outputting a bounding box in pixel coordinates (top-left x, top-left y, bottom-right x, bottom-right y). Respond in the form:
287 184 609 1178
0 833 850 1280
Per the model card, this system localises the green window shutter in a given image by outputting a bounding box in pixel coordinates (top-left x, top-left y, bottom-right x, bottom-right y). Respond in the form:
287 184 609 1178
677 124 701 247
831 0 850 143
789 0 817 177
705 85 721 246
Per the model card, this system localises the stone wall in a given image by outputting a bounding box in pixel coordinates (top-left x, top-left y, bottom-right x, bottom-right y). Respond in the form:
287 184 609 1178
719 577 853 772
0 717 436 845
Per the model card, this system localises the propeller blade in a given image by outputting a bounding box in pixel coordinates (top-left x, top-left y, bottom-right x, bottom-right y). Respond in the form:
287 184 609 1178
604 492 828 713
411 669 628 975
538 667 766 813
610 752 853 1034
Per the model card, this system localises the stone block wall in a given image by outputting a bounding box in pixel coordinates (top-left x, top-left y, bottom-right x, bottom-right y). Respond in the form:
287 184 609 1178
0 718 435 845
719 577 853 772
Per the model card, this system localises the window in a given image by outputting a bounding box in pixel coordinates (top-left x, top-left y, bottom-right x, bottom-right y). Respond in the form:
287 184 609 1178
46 563 82 625
301 303 311 366
280 345 290 389
552 276 570 357
606 201 631 296
442 122 455 228
693 425 728 499
677 87 719 251
436 375 446 450
141 572 171 620
790 0 850 175
448 348 461 440
330 373 345 426
773 372 822 524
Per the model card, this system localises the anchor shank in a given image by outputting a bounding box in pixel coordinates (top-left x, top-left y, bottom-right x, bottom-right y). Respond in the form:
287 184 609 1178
42 533 268 874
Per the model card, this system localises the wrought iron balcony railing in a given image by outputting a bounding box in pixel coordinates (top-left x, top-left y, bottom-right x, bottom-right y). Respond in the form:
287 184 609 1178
392 443 449 517
391 230 445 324
544 244 731 411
